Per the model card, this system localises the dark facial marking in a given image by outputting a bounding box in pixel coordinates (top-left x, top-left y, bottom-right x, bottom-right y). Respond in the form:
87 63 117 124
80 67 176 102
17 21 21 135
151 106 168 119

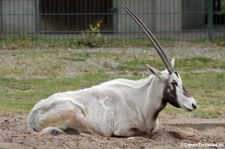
171 80 178 86
151 80 180 121
152 100 167 121
175 72 179 78
182 86 191 97
162 83 180 108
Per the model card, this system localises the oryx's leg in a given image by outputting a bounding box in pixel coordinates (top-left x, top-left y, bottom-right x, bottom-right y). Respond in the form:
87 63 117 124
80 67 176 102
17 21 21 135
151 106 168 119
112 120 158 138
113 127 151 138
39 107 98 135
41 127 65 135
67 109 98 135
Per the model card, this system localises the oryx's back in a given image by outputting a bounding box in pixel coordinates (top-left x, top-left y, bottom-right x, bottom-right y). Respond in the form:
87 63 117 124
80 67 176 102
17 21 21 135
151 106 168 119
27 78 151 136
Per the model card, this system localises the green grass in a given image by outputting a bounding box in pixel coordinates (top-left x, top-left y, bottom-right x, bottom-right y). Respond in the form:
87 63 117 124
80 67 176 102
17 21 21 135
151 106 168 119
2 35 225 50
177 57 225 70
0 35 174 49
1 70 224 117
115 56 225 72
0 72 112 113
0 47 224 118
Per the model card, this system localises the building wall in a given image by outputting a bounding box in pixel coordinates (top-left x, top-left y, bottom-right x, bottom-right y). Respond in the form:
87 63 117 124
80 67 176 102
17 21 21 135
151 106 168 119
0 0 207 34
117 0 206 34
117 0 155 34
2 0 36 33
155 0 182 32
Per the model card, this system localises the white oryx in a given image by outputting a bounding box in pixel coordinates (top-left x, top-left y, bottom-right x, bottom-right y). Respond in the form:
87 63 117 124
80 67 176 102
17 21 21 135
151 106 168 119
27 5 197 137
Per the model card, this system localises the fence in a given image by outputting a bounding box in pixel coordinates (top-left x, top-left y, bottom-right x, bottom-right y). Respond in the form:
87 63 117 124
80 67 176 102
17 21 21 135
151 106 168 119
0 0 225 43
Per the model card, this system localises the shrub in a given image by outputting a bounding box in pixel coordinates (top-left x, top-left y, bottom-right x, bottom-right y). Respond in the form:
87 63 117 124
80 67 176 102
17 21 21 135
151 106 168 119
77 20 108 47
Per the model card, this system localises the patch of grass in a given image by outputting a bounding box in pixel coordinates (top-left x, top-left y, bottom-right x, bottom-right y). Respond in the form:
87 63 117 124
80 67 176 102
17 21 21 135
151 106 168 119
175 57 225 70
0 72 112 114
110 39 176 48
115 56 164 72
0 48 224 118
3 34 225 50
60 52 91 62
115 56 225 73
0 35 79 50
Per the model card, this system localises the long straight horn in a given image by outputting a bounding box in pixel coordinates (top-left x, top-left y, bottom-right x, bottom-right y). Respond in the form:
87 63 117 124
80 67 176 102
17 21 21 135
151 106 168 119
121 4 174 74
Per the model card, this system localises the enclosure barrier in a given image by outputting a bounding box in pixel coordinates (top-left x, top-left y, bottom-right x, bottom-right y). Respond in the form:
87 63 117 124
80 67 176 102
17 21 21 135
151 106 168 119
0 0 225 44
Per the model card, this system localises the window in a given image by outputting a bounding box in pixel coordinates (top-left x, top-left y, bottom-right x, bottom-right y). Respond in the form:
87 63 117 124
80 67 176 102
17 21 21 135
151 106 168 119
39 0 114 33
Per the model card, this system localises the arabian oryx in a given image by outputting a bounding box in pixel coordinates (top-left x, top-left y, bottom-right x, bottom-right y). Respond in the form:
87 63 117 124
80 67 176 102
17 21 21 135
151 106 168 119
27 5 197 137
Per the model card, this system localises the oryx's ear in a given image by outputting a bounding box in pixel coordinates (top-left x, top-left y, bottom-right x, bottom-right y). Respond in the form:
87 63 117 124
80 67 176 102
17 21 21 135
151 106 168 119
171 58 175 68
146 64 164 82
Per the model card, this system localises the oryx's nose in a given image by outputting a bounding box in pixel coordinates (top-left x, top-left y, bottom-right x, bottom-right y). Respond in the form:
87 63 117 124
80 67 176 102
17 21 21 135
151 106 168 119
192 103 197 110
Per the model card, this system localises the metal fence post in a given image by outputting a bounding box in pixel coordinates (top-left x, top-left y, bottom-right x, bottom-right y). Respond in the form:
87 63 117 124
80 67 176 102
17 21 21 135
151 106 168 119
35 0 39 33
208 0 213 41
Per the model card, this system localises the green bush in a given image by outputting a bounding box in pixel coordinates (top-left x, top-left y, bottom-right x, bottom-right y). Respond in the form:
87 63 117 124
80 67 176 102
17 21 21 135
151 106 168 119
77 20 108 47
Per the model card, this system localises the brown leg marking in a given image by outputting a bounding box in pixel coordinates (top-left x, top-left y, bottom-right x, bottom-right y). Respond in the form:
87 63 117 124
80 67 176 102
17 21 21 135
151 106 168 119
67 109 104 136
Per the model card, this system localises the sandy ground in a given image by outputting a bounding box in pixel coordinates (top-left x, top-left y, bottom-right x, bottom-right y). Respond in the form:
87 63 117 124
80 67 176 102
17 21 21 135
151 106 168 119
0 112 224 149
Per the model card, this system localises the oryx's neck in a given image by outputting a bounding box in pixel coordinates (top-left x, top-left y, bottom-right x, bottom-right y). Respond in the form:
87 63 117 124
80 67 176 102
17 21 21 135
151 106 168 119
142 76 167 123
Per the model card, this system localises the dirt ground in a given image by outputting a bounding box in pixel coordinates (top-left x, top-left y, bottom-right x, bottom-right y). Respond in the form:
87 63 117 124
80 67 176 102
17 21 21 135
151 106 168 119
0 112 224 149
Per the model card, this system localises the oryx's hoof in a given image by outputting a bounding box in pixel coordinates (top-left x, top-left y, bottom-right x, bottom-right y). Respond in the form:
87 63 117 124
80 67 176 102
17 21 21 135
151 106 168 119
42 127 65 136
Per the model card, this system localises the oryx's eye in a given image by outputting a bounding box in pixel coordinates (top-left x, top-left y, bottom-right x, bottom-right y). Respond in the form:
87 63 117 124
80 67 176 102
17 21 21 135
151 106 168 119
171 81 178 86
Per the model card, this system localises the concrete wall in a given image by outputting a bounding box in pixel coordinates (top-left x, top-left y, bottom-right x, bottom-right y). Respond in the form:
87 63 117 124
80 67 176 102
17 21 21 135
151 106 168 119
2 0 36 33
117 0 206 34
155 0 182 31
118 0 155 34
117 0 182 34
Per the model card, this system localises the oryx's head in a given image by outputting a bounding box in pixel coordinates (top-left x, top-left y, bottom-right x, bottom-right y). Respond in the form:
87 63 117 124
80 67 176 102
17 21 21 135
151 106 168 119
146 59 197 111
121 4 197 111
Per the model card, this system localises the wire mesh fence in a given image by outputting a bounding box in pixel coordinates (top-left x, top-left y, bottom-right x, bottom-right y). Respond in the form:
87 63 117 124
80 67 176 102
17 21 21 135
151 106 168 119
0 0 225 44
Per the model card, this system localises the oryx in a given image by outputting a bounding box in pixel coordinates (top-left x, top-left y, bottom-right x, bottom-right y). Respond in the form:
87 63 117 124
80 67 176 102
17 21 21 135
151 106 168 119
27 4 197 137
